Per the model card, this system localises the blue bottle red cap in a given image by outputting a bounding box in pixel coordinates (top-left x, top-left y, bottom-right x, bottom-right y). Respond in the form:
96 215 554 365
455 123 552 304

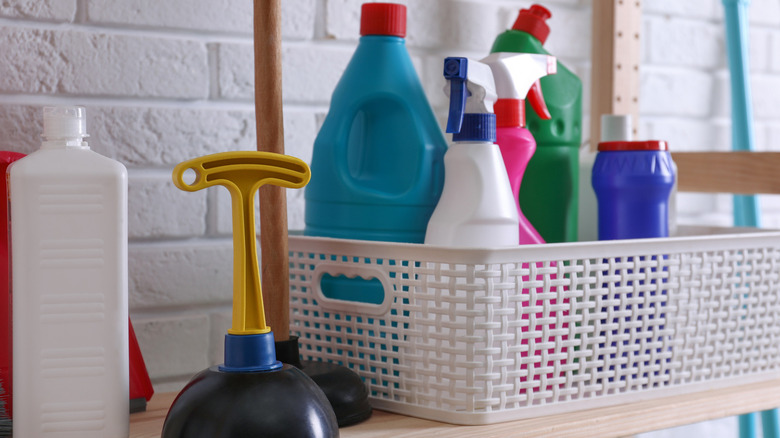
361 3 406 37
598 140 669 152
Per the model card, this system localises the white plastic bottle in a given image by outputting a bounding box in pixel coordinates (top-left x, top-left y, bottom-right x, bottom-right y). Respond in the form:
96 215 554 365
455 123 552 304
425 57 519 247
10 106 129 437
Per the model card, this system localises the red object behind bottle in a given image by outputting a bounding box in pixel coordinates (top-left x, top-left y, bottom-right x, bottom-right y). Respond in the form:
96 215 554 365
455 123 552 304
1 151 26 418
129 319 154 411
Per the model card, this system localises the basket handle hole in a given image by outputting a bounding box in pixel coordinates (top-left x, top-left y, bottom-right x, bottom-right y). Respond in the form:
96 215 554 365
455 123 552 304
320 274 385 305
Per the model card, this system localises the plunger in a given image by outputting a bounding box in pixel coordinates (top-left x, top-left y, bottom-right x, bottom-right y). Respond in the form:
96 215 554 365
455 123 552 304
161 151 338 438
253 0 371 426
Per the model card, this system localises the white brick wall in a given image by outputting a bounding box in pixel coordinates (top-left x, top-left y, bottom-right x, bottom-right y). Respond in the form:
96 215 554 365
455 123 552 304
0 29 209 98
0 1 77 21
132 314 213 390
86 0 254 33
2 1 779 436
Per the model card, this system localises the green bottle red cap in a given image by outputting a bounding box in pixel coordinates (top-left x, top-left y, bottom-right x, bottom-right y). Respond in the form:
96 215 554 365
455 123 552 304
512 4 552 44
361 3 406 37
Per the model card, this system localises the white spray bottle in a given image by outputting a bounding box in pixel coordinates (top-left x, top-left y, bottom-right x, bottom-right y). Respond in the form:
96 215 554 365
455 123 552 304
424 57 519 247
9 106 129 437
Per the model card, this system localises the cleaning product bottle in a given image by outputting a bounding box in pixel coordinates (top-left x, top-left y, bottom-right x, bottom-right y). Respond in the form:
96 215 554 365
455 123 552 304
424 57 518 247
477 54 568 391
304 2 446 241
592 140 675 240
592 140 675 381
9 107 129 437
491 4 583 243
305 3 447 301
481 52 557 244
1 151 25 421
426 58 568 393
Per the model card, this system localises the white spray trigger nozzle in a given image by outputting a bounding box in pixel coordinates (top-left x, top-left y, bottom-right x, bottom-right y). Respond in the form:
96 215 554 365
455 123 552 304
479 52 556 100
443 57 497 134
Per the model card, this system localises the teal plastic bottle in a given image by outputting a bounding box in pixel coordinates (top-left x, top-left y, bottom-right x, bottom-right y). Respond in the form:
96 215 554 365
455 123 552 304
490 4 582 243
304 3 446 303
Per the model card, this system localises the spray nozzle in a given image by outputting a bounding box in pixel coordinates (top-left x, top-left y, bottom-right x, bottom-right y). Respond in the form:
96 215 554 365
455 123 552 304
443 57 497 137
528 80 551 120
444 58 468 134
479 52 556 127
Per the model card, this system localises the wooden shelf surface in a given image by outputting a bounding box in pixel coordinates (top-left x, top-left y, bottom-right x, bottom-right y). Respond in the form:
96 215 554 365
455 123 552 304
673 151 780 194
130 378 780 438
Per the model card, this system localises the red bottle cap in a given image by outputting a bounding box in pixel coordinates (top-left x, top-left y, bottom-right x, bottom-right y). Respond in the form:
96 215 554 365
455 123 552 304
512 4 552 44
494 80 552 128
495 99 524 128
598 140 669 152
361 3 407 37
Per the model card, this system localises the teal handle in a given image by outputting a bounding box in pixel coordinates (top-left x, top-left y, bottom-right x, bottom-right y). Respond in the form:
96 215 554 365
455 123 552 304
738 412 780 438
740 413 757 438
762 410 780 438
723 4 775 438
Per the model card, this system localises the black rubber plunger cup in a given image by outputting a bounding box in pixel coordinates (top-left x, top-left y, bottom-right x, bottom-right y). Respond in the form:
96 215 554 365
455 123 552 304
162 152 338 438
275 337 372 426
163 334 336 438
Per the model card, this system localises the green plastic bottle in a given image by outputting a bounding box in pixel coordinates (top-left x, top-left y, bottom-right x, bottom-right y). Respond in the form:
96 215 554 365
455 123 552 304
490 4 582 243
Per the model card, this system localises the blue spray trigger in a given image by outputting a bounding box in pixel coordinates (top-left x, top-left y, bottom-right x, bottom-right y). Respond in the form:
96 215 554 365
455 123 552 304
444 57 468 134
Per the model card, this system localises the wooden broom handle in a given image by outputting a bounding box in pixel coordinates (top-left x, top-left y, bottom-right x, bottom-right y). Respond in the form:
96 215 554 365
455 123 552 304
253 0 290 341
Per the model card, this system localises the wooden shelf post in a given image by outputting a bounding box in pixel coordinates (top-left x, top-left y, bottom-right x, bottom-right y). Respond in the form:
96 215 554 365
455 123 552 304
590 0 642 148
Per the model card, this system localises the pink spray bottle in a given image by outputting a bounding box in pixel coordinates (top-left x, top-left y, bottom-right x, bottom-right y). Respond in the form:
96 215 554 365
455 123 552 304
481 53 565 394
481 52 556 244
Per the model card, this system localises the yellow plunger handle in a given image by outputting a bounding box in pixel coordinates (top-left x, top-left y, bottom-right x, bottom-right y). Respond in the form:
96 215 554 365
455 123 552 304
172 151 310 335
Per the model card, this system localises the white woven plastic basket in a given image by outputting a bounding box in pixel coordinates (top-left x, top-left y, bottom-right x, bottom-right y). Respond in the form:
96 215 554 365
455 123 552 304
288 227 780 425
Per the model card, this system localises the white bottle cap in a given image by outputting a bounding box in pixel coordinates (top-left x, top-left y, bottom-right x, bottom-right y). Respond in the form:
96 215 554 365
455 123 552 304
43 106 88 140
600 114 632 142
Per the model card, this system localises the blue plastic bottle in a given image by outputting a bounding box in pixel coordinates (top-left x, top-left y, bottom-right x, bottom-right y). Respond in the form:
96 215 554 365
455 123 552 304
592 139 675 382
304 3 446 303
592 140 675 240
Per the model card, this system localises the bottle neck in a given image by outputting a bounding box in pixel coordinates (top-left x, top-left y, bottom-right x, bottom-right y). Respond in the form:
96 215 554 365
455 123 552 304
355 35 411 55
491 29 548 55
495 99 525 128
352 35 409 64
452 114 496 143
358 35 405 48
41 138 90 150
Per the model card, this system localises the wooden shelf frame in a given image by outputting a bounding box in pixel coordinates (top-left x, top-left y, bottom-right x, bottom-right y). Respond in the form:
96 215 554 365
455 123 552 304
590 0 641 147
590 1 780 196
673 151 780 194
